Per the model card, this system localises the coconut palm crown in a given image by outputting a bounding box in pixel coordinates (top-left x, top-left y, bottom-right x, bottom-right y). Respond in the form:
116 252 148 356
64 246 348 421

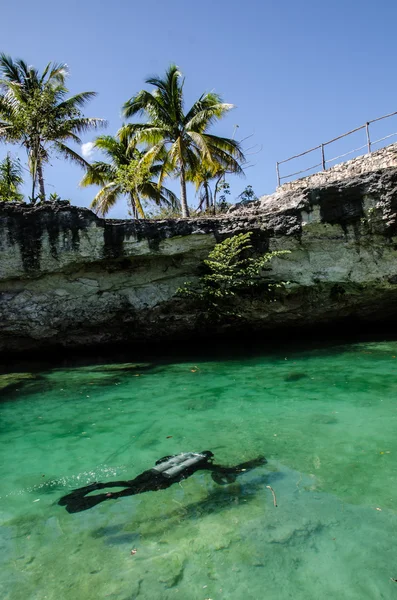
122 64 245 217
0 54 105 201
80 132 179 218
0 152 24 202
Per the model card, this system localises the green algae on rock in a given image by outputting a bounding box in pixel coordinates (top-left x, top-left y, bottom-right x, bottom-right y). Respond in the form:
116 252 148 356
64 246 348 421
3 162 397 354
0 372 37 394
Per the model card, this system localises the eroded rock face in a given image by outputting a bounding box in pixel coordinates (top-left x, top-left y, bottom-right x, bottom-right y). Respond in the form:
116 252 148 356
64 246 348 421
2 166 397 354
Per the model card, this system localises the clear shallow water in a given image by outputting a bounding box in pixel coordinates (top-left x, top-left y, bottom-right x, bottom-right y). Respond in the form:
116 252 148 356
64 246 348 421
1 341 397 599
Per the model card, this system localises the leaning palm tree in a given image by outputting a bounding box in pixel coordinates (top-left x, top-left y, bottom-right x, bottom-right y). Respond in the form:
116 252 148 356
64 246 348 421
80 133 179 218
0 152 24 201
0 54 105 201
122 64 245 217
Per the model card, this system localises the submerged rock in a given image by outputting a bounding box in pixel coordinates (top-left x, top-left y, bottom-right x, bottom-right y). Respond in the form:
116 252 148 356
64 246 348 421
285 373 308 382
0 372 37 394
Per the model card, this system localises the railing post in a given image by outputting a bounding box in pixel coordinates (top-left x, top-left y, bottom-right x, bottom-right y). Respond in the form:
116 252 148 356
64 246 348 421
321 144 326 170
366 122 371 153
276 162 280 187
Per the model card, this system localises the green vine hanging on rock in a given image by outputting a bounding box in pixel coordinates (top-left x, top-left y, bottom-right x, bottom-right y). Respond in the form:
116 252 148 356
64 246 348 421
178 232 289 317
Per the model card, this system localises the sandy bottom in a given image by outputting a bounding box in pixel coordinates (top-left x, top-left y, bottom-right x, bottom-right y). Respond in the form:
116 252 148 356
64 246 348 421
1 340 397 599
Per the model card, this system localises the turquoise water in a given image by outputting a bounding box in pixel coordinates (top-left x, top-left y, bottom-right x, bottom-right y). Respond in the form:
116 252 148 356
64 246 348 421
1 341 397 599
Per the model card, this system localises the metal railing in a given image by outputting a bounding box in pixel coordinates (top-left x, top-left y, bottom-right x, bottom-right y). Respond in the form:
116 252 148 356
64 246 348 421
276 110 397 187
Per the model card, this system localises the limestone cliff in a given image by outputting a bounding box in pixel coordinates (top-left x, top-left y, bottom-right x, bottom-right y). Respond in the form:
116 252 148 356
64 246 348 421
2 165 397 354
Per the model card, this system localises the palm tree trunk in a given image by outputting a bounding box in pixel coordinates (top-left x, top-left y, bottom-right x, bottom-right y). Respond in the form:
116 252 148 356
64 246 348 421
31 176 36 203
213 174 224 207
134 191 145 218
204 182 210 210
29 150 37 203
129 195 137 219
179 163 189 218
130 193 143 219
37 160 45 200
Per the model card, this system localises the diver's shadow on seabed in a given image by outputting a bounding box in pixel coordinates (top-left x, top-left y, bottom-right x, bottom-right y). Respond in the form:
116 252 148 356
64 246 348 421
90 472 283 545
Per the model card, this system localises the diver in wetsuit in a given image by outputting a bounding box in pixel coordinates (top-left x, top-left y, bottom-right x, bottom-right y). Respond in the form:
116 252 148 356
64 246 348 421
58 451 266 513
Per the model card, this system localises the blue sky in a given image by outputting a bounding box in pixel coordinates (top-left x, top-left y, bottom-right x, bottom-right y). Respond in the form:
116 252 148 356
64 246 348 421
1 0 397 217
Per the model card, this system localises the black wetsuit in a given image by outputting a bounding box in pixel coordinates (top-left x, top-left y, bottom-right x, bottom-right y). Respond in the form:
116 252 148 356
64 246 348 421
58 451 266 513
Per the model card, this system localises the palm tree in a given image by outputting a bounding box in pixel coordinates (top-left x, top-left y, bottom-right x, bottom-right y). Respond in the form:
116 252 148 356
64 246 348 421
188 159 244 212
122 64 245 218
0 152 24 201
190 165 215 211
0 54 105 201
80 132 179 218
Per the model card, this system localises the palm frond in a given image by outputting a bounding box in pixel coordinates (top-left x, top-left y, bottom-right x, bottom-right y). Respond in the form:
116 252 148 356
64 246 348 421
202 133 246 163
90 182 121 216
185 103 234 132
138 141 166 172
80 162 116 187
183 145 201 174
186 131 213 164
53 142 89 168
184 92 230 123
145 64 182 92
56 91 97 111
0 54 22 85
61 117 106 136
17 59 33 81
207 148 246 176
93 135 122 157
139 180 179 208
46 62 69 85
146 64 184 125
122 89 173 127
39 62 51 84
